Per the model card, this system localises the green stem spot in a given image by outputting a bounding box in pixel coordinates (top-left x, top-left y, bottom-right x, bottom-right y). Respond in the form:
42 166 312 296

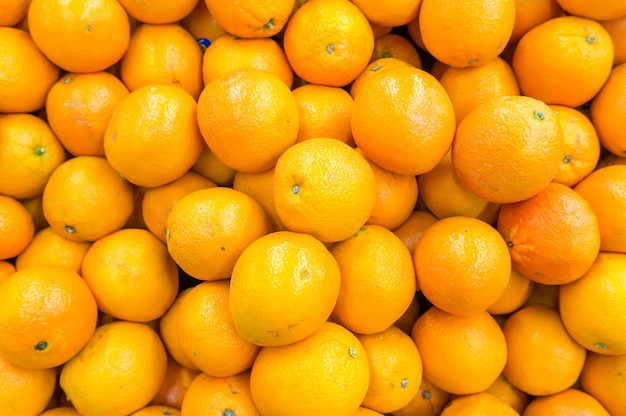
507 241 514 248
34 146 46 156
348 346 358 358
292 184 300 195
223 410 235 416
563 155 572 164
467 58 479 65
64 225 77 234
533 111 545 121
401 379 409 389
370 64 382 72
34 340 49 351
263 19 275 31
586 35 595 44
326 44 335 55
63 76 73 84
595 342 608 350
422 390 432 399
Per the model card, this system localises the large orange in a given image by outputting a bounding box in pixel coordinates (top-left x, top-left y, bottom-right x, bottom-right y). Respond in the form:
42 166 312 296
580 352 626 415
441 392 520 416
419 0 515 68
555 0 626 20
451 95 564 203
0 27 59 114
559 252 626 355
0 195 35 261
177 280 260 377
42 156 135 243
197 68 299 173
590 63 626 157
81 228 179 322
250 321 370 416
181 371 260 416
60 321 168 416
120 23 204 100
0 266 98 370
28 0 130 73
351 66 456 176
230 231 341 346
411 307 507 395
523 388 611 416
574 165 626 253
283 0 375 87
414 216 511 316
45 71 130 157
16 226 91 273
166 187 271 281
512 16 614 107
204 0 294 38
497 182 601 285
330 225 417 335
273 138 377 243
502 304 587 396
104 85 204 188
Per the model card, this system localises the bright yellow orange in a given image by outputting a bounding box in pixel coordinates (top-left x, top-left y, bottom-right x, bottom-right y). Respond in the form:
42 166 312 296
16 226 91 273
0 266 98 370
197 68 299 173
166 187 271 281
28 0 130 73
522 388 611 416
392 377 451 416
45 71 130 157
117 0 198 24
230 231 341 346
0 195 35 261
181 371 260 416
250 321 370 416
204 0 294 38
330 225 417 335
0 27 60 113
580 352 626 415
591 63 626 157
441 392 520 416
371 33 423 68
283 0 375 86
151 355 201 410
411 307 507 395
414 216 511 316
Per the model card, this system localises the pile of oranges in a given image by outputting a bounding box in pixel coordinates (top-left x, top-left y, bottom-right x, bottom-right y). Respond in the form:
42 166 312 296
1 0 626 414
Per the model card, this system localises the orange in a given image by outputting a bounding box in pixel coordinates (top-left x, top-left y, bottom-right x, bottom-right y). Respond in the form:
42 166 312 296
16 226 91 273
418 151 502 224
574 165 626 253
60 321 168 416
439 57 520 126
354 408 384 416
392 377 451 416
487 267 535 315
274 138 377 242
20 194 48 232
601 15 626 66
158 289 199 371
28 0 130 73
166 187 271 281
202 34 293 88
419 0 515 68
356 326 423 413
497 182 601 284
590 63 626 157
484 373 530 414
549 104 601 187
0 350 57 415
0 266 97 370
580 352 626 415
414 216 511 316
176 280 260 377
250 321 370 416
42 156 135 243
349 57 413 99
559 252 626 354
151 355 201 410
394 295 421 335
351 66 456 176
180 0 227 44
204 0 294 38
502 304 587 396
555 0 626 20
292 83 354 145
371 33 423 68
190 145 237 187
283 0 375 87
512 16 614 108
120 23 204 100
0 114 66 200
523 282 560 310
352 0 421 26
38 407 82 416
142 171 217 243
233 167 287 231
330 225 417 334
411 307 507 395
522 388 611 416
0 261 15 283
81 228 179 322
597 153 626 169
0 27 60 113
441 392 520 416
126 185 148 230
117 0 198 24
406 13 426 51
130 406 181 416
45 71 130 157
362 152 419 230
104 84 204 188
181 371 260 416
0 195 35 260
0 0 29 26
451 95 564 204
230 231 341 346
510 0 563 43
197 68 299 173
391 210 438 256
